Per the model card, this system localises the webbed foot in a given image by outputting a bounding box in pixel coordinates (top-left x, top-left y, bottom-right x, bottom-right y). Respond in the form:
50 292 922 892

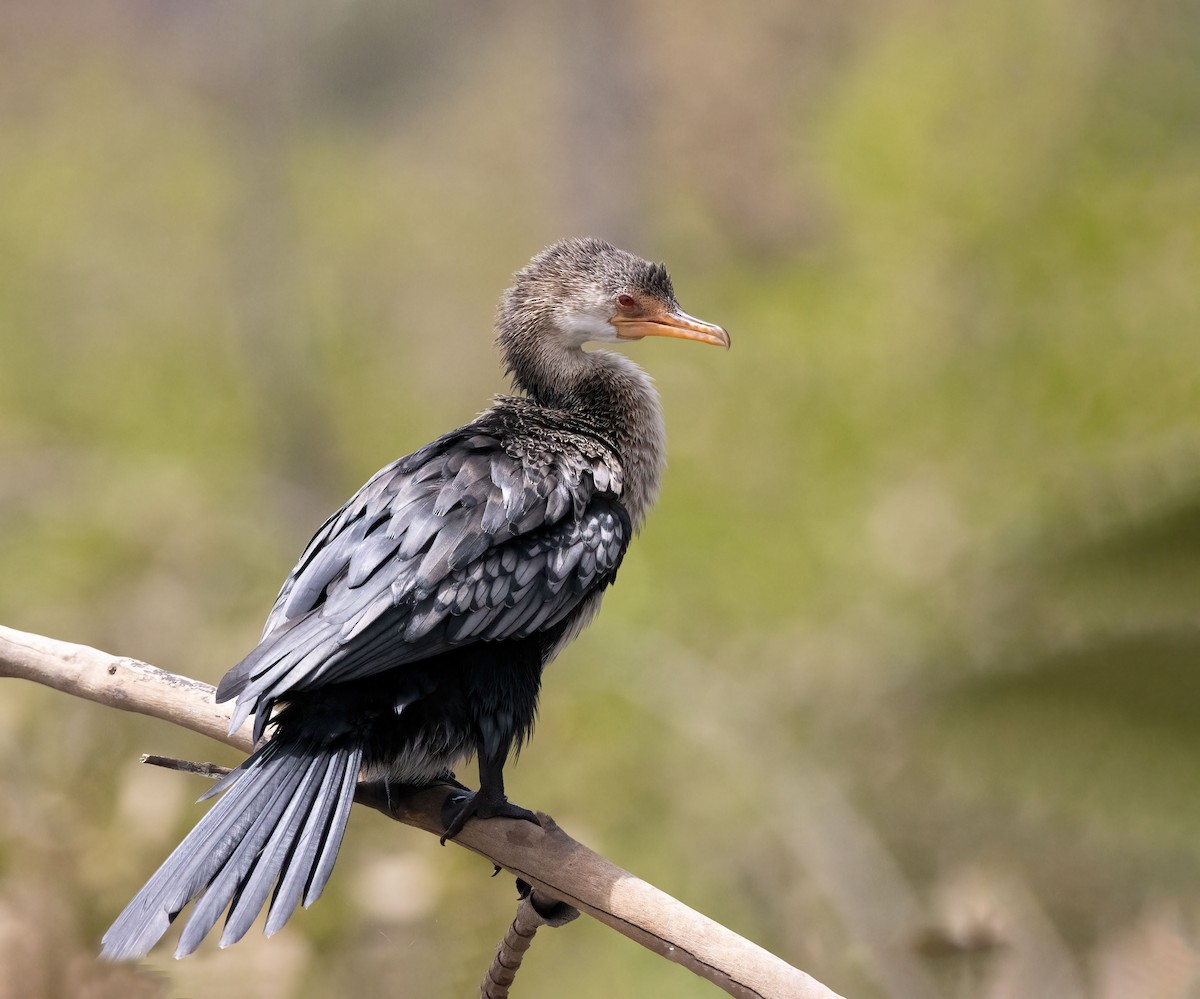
440 789 540 845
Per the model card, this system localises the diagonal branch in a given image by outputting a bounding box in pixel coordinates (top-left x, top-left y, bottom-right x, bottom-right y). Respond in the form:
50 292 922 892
0 623 843 999
479 883 580 999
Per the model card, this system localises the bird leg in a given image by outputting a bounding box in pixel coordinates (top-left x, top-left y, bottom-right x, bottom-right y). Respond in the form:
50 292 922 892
440 752 540 844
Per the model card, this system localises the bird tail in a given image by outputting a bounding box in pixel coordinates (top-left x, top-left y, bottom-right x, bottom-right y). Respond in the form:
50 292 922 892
101 738 362 961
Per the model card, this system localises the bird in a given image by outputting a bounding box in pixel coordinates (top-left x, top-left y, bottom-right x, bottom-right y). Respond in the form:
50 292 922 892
100 236 729 961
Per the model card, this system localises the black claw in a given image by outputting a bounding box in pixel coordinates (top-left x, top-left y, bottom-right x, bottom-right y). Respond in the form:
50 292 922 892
439 789 541 844
440 791 474 844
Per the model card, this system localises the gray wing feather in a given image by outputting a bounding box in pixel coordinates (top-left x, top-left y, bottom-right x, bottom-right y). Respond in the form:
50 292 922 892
218 427 629 730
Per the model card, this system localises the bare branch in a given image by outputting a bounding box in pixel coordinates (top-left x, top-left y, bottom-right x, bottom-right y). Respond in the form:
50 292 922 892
141 754 234 779
0 624 844 999
480 887 578 999
0 625 251 751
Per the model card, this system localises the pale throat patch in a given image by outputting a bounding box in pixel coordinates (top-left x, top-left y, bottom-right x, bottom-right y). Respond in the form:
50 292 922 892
558 310 620 346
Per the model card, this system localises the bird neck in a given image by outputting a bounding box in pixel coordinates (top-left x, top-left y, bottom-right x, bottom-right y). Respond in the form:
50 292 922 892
503 334 665 528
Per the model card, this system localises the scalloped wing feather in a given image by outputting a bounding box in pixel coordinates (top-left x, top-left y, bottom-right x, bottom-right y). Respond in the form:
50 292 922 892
217 422 629 732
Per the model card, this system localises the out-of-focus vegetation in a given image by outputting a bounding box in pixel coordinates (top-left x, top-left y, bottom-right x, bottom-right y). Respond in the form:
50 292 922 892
2 1 1198 996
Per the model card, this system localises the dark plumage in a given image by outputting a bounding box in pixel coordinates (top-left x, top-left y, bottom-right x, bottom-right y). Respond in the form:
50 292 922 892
101 237 728 961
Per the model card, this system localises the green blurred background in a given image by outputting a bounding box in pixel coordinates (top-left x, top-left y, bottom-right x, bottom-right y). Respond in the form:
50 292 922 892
2 1 1198 996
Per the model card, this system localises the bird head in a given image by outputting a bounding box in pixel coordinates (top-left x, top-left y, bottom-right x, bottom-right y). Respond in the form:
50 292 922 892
497 238 730 352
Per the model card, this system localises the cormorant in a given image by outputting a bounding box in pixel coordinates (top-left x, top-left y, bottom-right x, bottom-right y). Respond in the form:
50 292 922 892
101 237 729 960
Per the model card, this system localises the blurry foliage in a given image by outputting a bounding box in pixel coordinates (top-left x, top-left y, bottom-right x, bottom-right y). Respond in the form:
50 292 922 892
2 0 1199 996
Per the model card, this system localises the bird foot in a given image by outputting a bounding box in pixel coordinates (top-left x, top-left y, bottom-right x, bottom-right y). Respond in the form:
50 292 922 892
440 790 540 844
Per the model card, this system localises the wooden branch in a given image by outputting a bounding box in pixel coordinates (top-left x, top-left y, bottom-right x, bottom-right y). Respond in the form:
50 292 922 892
0 624 844 999
479 886 579 998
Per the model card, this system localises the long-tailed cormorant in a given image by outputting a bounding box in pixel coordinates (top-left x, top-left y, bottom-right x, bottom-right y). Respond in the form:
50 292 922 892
101 237 729 960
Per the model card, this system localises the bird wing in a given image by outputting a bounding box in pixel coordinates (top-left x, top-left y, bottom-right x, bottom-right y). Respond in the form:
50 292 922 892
217 426 630 739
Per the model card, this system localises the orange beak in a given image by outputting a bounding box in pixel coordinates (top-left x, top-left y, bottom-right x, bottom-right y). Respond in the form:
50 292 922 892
612 305 730 349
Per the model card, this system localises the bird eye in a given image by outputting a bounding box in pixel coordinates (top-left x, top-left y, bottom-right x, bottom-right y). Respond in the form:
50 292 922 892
616 294 637 312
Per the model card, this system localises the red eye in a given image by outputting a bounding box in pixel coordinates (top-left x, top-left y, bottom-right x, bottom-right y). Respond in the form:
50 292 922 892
617 294 637 312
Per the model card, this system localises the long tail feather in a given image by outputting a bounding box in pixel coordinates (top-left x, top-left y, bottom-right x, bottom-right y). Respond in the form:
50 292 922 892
265 746 357 935
100 740 362 961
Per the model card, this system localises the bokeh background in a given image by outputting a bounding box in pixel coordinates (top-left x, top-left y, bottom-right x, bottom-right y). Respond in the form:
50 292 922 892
2 1 1199 996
